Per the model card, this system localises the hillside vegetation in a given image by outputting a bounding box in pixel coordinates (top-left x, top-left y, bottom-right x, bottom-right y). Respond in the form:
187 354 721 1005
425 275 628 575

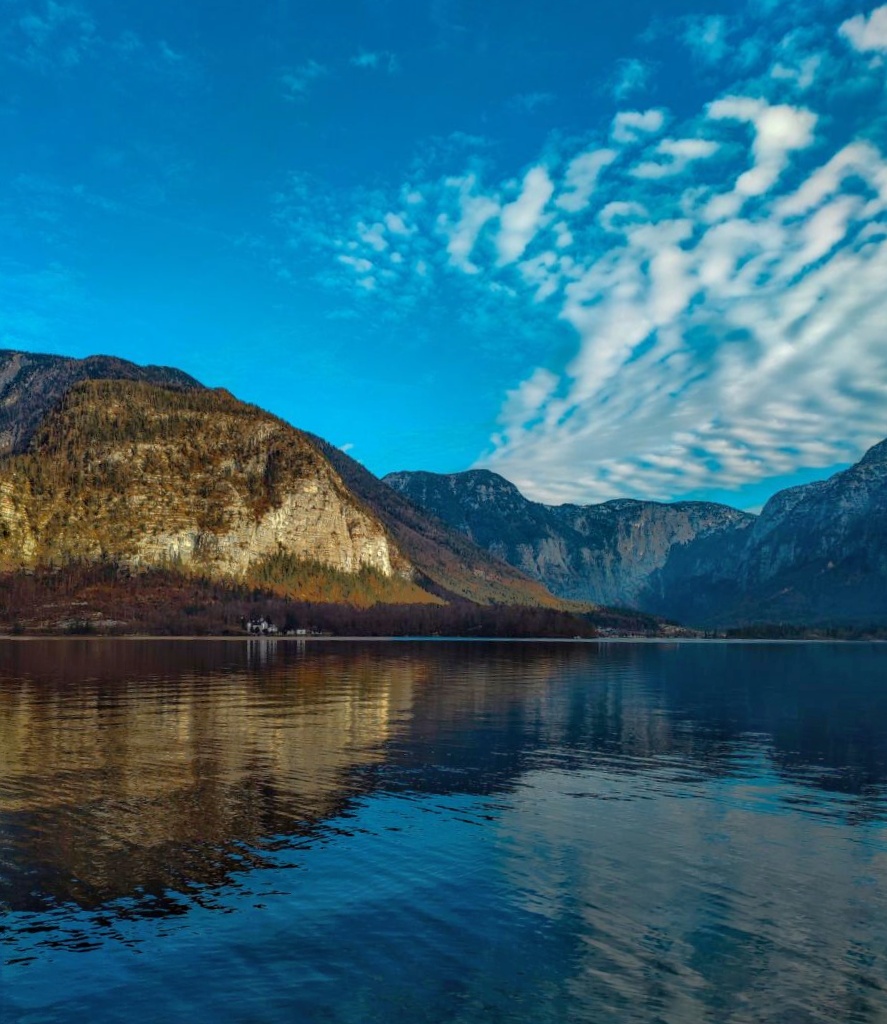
0 348 200 456
0 562 653 637
0 374 587 614
0 379 409 589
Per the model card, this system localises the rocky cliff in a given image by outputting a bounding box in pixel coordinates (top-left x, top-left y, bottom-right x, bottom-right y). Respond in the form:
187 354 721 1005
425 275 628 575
384 469 753 608
311 445 567 607
0 354 571 609
0 379 412 587
386 444 887 627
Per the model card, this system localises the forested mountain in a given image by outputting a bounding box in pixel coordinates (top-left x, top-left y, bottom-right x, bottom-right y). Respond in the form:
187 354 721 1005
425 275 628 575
0 349 200 457
0 350 588 629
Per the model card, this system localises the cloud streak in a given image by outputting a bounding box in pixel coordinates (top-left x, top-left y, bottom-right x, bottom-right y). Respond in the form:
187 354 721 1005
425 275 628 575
284 0 887 503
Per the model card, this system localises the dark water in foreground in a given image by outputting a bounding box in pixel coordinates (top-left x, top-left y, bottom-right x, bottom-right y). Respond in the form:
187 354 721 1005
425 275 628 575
1 640 887 1023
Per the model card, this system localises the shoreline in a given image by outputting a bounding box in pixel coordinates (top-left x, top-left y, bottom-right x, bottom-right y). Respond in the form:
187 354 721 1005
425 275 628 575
0 633 882 645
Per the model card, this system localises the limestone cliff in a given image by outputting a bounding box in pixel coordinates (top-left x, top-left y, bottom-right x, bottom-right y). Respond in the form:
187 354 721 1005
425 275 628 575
0 380 407 584
0 353 581 610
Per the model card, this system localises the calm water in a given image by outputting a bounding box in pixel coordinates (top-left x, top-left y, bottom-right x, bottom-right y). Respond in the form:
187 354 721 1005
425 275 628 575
1 640 887 1023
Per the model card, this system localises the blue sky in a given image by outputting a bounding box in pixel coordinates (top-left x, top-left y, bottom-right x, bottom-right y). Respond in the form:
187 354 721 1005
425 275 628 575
2 0 887 508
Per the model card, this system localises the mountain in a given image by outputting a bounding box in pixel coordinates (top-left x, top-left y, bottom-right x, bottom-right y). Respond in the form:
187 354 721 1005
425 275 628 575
310 443 562 607
0 350 572 613
11 346 879 630
384 469 753 608
0 379 417 585
0 349 201 457
386 446 887 627
651 437 887 626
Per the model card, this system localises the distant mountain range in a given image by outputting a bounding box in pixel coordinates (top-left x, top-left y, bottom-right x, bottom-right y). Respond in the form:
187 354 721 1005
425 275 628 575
1 348 884 631
386 442 887 627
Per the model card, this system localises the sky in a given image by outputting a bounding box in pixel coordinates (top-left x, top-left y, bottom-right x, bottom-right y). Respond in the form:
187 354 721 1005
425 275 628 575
2 0 887 509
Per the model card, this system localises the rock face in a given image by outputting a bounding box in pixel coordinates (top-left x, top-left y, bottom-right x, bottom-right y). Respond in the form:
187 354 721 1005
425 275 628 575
310 446 566 607
0 349 200 457
652 436 887 626
386 445 887 626
384 470 753 608
0 380 405 581
0 355 566 608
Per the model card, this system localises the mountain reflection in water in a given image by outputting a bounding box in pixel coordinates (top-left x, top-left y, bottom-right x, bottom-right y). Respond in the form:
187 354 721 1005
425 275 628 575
1 639 886 1024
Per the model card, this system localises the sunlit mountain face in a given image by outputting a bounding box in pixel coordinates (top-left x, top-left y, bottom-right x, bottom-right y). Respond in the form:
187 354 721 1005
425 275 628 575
3 0 887 508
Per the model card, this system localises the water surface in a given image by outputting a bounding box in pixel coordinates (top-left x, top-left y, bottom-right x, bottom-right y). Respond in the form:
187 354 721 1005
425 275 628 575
1 639 886 1022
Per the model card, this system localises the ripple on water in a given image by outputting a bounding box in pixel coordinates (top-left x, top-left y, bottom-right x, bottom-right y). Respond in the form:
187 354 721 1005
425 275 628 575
1 639 886 1023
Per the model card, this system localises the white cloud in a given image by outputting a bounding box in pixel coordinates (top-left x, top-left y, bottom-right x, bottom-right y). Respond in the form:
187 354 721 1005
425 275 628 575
555 148 616 213
598 201 648 234
611 108 666 144
470 86 884 501
706 98 816 216
338 254 374 274
319 4 887 504
357 221 388 252
776 141 887 217
771 54 821 90
437 174 500 273
497 166 555 265
280 60 327 99
839 4 887 53
632 137 720 179
384 212 411 235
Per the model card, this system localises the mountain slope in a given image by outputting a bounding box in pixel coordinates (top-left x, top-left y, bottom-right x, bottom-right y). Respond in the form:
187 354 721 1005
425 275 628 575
0 363 577 610
310 442 568 607
0 349 201 457
386 441 887 626
0 379 437 601
655 434 887 622
384 469 753 607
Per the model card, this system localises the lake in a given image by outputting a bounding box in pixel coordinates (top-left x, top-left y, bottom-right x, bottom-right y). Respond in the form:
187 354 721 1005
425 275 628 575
1 638 886 1023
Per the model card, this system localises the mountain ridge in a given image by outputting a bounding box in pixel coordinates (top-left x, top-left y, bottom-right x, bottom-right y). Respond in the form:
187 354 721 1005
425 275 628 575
384 468 755 609
4 346 882 630
0 348 201 457
385 440 887 626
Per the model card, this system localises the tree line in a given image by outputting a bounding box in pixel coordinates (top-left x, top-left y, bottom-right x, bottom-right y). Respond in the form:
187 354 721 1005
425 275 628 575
0 562 664 638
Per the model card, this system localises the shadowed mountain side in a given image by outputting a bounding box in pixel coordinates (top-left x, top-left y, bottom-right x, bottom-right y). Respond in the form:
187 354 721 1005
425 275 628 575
310 439 575 608
0 348 202 457
383 469 752 608
645 436 887 626
386 442 887 627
